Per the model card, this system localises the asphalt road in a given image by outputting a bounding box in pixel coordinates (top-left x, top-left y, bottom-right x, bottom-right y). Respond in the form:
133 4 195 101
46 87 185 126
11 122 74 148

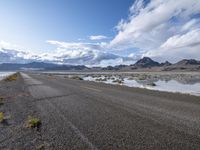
20 72 200 150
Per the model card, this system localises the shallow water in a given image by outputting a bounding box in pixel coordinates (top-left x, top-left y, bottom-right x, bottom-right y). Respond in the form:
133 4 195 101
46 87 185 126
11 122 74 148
83 75 200 96
43 72 200 96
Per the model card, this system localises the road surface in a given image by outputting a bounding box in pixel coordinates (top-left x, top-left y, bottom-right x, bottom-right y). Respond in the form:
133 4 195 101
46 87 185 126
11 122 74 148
1 72 200 150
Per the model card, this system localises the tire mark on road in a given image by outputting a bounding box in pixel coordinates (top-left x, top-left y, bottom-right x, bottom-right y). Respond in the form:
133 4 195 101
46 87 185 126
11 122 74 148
21 73 98 150
45 100 99 150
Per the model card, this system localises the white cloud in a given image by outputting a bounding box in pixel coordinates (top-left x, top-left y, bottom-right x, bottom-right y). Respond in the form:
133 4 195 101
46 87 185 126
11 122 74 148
109 0 200 61
47 40 106 51
144 44 200 63
0 40 21 50
181 19 199 32
45 40 134 66
89 35 107 40
99 58 134 67
160 29 200 49
144 29 200 62
0 40 135 66
0 41 38 61
129 0 145 17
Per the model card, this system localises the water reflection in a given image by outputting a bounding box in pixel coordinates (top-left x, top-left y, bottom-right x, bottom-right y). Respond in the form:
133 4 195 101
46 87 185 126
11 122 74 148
44 72 200 96
83 75 200 96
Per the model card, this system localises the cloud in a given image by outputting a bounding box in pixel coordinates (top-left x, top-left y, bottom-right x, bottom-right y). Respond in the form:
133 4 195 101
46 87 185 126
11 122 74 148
0 40 21 50
0 41 39 62
145 29 200 62
109 0 200 61
47 40 106 51
89 35 107 40
45 40 135 66
0 40 135 66
0 47 40 64
160 29 200 49
1 0 200 65
181 19 199 32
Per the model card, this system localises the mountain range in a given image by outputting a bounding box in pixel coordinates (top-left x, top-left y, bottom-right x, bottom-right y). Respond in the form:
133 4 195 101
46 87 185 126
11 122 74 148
0 57 199 71
102 57 200 71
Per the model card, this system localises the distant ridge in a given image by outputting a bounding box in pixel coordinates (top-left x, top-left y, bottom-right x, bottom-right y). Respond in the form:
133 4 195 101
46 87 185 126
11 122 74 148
163 59 200 71
0 62 89 71
102 57 200 71
174 59 200 65
160 61 172 67
0 57 199 71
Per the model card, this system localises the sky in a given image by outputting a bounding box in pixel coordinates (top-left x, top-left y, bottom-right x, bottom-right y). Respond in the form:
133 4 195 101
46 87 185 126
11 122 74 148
0 0 200 66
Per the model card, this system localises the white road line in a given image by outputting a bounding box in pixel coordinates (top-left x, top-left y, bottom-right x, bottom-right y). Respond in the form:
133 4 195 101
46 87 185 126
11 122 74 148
81 86 102 92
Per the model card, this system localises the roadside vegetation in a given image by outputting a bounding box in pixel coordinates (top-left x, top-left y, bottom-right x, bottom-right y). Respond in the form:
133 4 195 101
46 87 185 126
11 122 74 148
4 73 20 82
0 112 4 122
0 111 11 124
26 116 41 129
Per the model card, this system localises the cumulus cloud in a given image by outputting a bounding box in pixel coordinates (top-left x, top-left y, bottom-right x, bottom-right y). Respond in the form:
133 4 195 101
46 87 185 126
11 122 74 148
109 0 200 62
0 41 41 63
0 40 135 66
160 29 200 49
45 40 134 66
145 29 200 62
89 35 107 40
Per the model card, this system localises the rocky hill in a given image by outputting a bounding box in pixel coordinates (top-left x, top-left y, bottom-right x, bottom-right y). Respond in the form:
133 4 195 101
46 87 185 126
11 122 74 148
134 57 160 68
102 57 200 71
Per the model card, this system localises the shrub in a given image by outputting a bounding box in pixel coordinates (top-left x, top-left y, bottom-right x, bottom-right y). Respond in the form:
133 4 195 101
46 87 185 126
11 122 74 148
0 112 4 122
4 73 19 82
27 116 41 129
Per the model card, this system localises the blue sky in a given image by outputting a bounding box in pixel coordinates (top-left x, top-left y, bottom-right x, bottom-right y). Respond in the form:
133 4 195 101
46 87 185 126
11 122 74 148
0 0 132 52
0 0 200 66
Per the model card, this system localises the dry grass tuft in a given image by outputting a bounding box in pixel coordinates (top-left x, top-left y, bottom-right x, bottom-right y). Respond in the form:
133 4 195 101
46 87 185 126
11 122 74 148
26 116 41 129
4 73 19 82
0 112 4 122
